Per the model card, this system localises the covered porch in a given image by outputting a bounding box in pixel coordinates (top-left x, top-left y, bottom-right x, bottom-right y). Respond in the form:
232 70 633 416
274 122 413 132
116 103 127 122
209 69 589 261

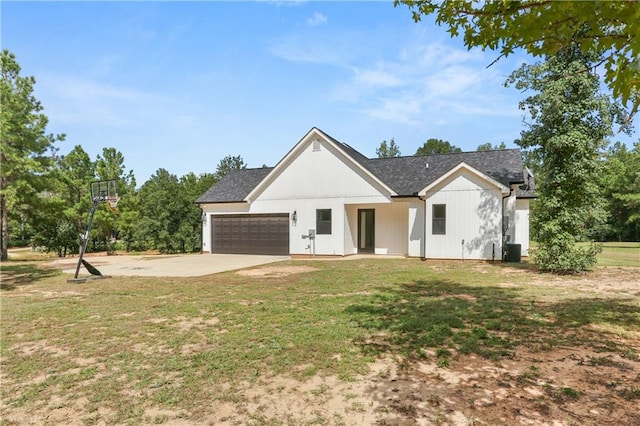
343 201 417 257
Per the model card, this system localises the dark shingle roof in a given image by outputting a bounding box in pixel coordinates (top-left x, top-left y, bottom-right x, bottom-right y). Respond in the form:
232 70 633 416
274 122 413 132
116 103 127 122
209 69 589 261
196 129 533 203
195 167 272 203
516 167 536 199
362 149 525 196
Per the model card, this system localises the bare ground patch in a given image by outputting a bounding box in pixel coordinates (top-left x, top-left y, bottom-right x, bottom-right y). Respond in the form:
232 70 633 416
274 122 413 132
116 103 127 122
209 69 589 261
526 267 640 298
236 265 319 277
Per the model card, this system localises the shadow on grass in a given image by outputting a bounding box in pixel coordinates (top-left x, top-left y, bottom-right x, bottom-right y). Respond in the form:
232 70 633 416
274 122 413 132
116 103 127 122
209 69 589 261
346 279 640 363
0 263 61 290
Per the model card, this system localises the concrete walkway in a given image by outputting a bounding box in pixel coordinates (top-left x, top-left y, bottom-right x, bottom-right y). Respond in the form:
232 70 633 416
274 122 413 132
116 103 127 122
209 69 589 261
51 253 290 278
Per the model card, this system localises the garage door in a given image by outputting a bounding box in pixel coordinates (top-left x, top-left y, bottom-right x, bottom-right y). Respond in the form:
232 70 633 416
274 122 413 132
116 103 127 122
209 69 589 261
212 214 289 255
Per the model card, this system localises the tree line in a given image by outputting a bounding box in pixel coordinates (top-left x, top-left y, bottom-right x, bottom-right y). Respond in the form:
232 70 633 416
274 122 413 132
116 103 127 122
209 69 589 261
2 3 638 275
8 141 247 257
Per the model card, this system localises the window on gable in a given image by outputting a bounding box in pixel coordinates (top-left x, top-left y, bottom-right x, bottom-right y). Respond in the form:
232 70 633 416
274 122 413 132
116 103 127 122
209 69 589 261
316 209 332 235
432 204 446 235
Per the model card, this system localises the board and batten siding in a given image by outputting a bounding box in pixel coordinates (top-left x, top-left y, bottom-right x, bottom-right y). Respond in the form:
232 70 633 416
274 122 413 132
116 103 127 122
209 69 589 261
220 137 393 256
344 203 408 255
425 168 503 260
408 200 425 257
252 138 390 204
515 199 530 256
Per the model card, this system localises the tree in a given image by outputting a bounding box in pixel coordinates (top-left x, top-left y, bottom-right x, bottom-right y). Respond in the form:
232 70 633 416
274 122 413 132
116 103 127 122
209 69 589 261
53 145 95 252
599 141 640 241
176 172 217 253
506 42 632 273
376 138 401 158
215 155 246 180
0 49 64 260
476 142 506 151
396 0 640 117
415 138 461 155
30 195 77 257
93 147 135 254
136 168 184 253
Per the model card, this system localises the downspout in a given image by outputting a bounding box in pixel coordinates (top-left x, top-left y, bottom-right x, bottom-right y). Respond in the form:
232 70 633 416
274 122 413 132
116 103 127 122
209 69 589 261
501 186 513 261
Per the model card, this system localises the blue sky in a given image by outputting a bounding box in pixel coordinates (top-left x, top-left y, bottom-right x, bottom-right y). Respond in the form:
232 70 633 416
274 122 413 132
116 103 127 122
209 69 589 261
3 1 637 185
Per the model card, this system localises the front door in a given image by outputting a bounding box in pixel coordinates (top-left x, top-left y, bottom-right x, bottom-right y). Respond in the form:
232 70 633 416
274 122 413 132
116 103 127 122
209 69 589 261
358 209 375 254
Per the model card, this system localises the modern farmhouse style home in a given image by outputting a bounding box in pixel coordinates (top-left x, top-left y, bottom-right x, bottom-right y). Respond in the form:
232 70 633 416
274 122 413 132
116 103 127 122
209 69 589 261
196 128 534 260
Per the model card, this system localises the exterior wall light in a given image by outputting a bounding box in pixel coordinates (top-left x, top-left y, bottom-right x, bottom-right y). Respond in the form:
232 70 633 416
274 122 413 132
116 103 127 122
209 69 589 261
292 210 297 226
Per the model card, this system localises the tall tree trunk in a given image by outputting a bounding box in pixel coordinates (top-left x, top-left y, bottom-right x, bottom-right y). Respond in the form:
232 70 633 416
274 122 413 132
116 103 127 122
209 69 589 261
1 191 8 261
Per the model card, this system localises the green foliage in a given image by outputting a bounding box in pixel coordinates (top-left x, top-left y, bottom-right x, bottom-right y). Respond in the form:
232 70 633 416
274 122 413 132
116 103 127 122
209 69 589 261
215 154 246 180
135 169 214 253
48 145 95 253
415 138 461 155
0 49 64 260
506 42 631 273
396 0 640 117
532 232 601 275
30 196 77 257
376 138 401 158
476 142 506 151
93 147 136 254
598 141 640 241
136 169 183 253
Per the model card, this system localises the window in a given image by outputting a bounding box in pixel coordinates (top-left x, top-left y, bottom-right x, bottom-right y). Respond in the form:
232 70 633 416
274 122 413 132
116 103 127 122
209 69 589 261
432 204 446 235
316 209 332 234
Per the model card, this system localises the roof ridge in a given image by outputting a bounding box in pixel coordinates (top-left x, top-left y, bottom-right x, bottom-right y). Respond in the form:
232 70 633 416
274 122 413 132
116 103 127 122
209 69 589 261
367 148 521 162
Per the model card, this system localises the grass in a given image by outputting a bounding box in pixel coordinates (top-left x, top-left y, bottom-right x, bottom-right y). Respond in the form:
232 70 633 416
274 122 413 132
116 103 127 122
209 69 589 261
595 242 640 267
529 241 640 267
1 257 639 424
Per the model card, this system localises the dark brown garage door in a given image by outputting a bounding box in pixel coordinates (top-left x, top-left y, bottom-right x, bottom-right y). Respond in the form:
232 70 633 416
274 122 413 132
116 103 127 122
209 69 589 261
212 213 289 255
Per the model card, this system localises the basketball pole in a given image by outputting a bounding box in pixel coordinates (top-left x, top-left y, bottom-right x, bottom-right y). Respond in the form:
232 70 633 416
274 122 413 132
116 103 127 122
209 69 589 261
73 198 100 280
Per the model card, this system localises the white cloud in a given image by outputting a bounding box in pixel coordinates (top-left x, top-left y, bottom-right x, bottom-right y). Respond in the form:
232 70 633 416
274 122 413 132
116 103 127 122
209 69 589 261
307 12 327 27
352 67 402 88
38 74 167 128
326 40 519 127
267 37 346 65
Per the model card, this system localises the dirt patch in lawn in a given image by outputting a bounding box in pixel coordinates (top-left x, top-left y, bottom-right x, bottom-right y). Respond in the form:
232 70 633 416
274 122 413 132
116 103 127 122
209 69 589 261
526 267 640 298
236 265 319 277
195 343 637 425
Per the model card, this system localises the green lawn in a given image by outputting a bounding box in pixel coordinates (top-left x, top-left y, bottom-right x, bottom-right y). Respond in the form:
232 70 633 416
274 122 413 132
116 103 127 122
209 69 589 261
527 241 640 267
1 257 639 425
596 242 640 267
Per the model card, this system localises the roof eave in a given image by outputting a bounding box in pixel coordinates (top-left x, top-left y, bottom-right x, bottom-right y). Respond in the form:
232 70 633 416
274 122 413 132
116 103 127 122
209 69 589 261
195 200 249 205
245 127 397 202
418 162 511 196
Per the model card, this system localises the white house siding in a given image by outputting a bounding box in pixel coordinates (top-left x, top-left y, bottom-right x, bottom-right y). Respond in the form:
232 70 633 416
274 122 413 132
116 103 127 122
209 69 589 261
245 138 391 256
503 188 517 245
408 200 425 258
344 202 408 255
515 199 530 256
425 169 503 260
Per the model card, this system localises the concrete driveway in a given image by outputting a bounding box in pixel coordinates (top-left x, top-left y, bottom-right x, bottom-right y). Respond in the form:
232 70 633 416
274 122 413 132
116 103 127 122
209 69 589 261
52 253 290 278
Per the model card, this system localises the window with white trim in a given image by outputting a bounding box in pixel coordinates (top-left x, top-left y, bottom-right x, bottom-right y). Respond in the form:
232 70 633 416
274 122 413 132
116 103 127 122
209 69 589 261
316 209 332 234
432 204 446 235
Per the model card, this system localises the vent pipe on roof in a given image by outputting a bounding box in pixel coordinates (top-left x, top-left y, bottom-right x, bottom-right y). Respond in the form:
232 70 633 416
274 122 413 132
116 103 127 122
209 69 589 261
425 162 429 169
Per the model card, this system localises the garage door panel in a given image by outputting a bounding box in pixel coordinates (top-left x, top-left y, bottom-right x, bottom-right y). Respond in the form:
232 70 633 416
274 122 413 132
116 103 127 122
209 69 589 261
212 214 289 255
